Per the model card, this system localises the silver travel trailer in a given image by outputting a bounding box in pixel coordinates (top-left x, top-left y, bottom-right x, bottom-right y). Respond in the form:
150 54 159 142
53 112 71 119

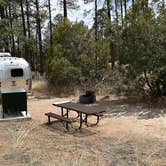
0 52 32 93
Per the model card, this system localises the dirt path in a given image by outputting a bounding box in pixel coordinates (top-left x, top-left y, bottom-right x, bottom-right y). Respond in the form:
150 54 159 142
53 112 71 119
0 96 166 166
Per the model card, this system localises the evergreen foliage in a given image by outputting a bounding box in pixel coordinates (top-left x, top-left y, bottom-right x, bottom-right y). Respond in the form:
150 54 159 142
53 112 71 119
0 0 165 96
119 1 166 96
46 20 110 87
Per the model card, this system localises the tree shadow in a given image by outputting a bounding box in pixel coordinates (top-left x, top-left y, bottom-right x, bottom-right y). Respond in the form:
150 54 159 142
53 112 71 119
93 97 166 120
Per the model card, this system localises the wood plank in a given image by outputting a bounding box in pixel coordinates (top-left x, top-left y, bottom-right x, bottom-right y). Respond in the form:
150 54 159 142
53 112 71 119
45 112 74 123
53 102 105 115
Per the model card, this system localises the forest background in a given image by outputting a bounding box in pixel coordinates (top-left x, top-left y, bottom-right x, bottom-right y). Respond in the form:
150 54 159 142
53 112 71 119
0 0 165 97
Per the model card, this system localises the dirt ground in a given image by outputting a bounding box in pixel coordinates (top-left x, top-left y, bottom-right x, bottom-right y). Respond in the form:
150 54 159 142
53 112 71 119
0 95 166 166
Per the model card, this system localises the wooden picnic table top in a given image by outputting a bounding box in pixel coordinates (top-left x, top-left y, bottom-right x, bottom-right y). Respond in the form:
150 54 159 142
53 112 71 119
53 102 105 115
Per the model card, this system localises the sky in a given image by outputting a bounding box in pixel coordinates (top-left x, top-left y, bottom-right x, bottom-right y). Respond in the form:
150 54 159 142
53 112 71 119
48 0 98 27
47 0 132 27
41 0 134 27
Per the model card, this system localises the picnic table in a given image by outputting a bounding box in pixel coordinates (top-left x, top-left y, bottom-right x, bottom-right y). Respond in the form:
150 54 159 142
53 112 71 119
45 101 105 130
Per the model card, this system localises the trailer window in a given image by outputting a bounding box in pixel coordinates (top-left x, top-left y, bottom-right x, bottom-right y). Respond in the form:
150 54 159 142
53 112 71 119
11 69 23 77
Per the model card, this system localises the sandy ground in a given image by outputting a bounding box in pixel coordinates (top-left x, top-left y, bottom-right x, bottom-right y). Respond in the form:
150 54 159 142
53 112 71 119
0 95 166 166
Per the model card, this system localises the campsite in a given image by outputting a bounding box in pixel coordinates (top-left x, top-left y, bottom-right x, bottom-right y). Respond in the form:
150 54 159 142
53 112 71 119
0 80 166 165
0 0 166 165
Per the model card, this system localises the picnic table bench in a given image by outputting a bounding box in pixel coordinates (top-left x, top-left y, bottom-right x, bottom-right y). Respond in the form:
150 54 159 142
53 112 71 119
45 112 75 130
45 101 105 131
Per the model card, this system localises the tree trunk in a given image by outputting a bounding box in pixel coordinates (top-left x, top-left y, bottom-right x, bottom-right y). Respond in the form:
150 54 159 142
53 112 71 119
94 0 98 41
124 0 127 16
143 70 153 92
106 0 113 70
48 0 53 47
110 40 115 69
8 3 15 55
5 5 10 50
17 37 21 57
141 0 148 11
20 1 26 37
94 0 98 76
120 0 123 26
25 0 31 39
63 0 67 18
35 0 43 75
20 0 29 61
115 0 118 23
132 0 134 7
25 0 34 70
0 5 5 19
106 0 111 20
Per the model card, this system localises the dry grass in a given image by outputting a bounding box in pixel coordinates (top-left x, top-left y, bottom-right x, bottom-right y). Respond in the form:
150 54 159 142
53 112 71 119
32 79 81 98
32 80 49 93
0 93 166 165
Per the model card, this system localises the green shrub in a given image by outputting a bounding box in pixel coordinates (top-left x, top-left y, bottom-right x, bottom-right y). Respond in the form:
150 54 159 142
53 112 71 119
47 57 81 86
46 20 110 88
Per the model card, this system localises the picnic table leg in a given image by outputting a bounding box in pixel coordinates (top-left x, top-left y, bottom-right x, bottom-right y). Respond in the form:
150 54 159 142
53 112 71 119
66 108 69 118
48 116 51 124
84 114 88 126
79 113 83 130
66 108 69 130
61 107 64 116
96 115 100 125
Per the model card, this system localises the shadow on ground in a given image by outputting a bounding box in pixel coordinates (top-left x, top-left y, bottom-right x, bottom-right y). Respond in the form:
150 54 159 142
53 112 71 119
94 97 166 120
41 121 97 137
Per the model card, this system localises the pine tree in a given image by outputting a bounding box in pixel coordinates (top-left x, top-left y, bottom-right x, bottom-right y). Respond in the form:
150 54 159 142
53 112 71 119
35 0 43 75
